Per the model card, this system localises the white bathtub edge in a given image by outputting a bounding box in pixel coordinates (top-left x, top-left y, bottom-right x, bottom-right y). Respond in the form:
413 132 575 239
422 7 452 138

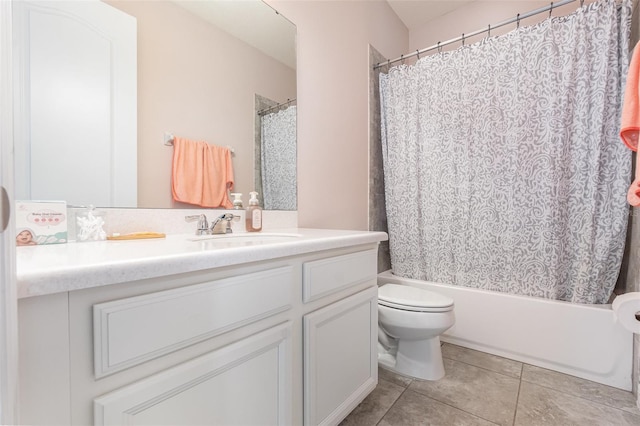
377 270 633 391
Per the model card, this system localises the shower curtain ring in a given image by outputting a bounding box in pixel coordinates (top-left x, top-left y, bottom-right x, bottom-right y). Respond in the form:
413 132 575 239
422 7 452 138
437 41 442 53
387 59 391 70
488 24 491 38
549 2 553 18
462 33 465 46
416 49 420 59
400 54 405 64
517 13 521 28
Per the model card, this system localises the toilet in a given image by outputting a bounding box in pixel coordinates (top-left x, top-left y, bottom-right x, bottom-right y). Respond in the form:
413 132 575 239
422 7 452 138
377 283 455 380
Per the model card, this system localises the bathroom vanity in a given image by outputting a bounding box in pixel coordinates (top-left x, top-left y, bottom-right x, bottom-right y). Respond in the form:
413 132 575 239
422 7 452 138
17 229 387 426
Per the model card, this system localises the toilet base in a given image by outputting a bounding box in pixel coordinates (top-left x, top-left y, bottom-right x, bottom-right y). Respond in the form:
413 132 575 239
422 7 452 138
378 337 445 381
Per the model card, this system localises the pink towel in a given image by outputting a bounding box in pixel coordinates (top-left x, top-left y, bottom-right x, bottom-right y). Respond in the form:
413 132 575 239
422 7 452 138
628 164 640 206
621 42 640 206
621 42 640 151
171 136 234 208
201 143 234 208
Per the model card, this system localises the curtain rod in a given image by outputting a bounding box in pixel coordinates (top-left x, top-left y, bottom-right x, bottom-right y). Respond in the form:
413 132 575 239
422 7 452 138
258 98 297 116
374 0 581 70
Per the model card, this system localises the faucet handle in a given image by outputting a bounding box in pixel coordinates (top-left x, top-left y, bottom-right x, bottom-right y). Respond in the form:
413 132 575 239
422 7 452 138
210 213 235 234
185 214 209 235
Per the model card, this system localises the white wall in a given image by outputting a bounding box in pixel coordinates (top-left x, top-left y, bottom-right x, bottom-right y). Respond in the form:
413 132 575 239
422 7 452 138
267 0 408 230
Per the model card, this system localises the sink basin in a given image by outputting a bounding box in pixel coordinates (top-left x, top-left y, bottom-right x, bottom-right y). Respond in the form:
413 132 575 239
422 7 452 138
189 232 303 245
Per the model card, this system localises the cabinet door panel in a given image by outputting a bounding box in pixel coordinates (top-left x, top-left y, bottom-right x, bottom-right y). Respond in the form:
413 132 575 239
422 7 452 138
304 287 377 426
94 322 292 426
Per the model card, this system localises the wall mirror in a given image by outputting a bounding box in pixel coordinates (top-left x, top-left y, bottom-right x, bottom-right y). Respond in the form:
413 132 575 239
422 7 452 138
12 0 297 210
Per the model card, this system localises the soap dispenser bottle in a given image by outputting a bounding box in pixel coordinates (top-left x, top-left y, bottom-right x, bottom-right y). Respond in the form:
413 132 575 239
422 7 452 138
246 191 262 232
231 193 243 210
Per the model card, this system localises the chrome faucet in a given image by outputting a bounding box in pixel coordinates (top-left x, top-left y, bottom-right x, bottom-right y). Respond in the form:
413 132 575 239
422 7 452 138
185 214 210 235
210 213 235 234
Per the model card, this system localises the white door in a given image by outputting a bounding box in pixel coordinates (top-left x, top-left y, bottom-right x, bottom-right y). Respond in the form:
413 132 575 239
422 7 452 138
13 0 137 207
0 1 18 423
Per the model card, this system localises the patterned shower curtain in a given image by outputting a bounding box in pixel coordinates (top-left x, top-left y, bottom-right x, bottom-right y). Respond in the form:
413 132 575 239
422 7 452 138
261 105 297 210
380 0 631 304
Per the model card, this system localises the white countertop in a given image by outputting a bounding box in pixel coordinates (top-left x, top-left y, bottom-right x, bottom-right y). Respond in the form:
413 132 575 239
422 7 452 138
16 228 388 298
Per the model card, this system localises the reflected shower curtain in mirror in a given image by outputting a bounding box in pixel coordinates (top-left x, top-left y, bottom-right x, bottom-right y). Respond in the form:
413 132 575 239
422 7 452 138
380 0 631 304
261 106 297 210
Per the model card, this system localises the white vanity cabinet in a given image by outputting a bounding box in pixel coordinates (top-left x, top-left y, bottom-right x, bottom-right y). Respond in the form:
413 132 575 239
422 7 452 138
301 250 378 426
17 238 383 426
91 266 296 426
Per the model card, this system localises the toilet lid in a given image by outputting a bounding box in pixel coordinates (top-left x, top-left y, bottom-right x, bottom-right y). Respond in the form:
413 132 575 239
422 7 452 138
378 284 454 312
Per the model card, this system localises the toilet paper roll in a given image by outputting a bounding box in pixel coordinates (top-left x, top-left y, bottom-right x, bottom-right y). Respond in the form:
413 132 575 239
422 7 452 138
612 292 640 334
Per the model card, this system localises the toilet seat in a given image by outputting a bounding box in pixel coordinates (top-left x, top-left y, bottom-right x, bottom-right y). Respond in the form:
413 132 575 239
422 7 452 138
378 284 454 313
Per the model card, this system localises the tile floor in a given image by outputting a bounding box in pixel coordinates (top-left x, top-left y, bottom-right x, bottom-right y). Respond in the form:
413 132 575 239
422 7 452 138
340 343 640 426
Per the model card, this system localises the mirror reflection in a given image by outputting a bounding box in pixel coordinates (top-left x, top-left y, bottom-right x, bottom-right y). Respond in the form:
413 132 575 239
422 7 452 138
13 0 297 210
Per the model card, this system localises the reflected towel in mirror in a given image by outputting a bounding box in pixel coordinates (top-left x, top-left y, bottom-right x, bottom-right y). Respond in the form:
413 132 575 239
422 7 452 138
171 136 234 208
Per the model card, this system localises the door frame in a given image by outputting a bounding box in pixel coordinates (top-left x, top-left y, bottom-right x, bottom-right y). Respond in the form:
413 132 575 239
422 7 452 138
0 0 19 423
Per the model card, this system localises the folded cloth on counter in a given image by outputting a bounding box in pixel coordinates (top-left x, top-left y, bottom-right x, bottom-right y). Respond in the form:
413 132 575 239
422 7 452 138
171 136 234 208
621 41 640 152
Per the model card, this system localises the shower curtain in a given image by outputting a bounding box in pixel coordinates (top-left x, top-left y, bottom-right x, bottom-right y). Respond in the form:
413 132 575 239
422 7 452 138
380 0 632 304
261 105 297 210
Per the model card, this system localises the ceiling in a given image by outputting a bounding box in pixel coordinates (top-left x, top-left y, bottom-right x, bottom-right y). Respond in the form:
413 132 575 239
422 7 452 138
386 0 478 31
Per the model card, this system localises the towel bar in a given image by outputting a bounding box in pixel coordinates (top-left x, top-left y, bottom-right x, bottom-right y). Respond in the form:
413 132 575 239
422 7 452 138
164 132 235 155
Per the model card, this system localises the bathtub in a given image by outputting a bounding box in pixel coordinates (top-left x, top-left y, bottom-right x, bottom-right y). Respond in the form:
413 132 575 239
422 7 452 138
378 270 633 391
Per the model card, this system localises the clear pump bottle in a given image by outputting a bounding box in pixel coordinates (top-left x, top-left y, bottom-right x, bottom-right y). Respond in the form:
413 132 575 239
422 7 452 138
246 191 262 232
231 193 243 210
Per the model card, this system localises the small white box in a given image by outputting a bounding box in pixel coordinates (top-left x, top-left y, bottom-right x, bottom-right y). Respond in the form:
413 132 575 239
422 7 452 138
15 201 68 246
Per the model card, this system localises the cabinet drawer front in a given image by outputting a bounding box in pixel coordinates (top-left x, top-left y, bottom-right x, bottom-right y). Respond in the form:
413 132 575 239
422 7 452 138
94 322 293 426
94 266 294 378
302 249 377 303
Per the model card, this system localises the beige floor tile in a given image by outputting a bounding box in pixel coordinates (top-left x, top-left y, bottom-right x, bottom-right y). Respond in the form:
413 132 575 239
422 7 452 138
379 366 414 388
515 381 640 426
408 358 520 426
340 378 405 426
442 343 523 378
521 364 639 415
378 389 498 426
